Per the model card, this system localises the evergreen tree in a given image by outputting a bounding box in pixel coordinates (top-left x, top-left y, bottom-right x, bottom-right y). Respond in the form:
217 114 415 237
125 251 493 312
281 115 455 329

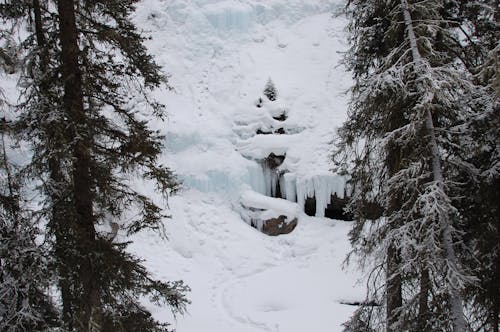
0 43 59 329
0 141 59 331
337 0 485 330
263 78 277 101
438 1 499 329
454 6 499 329
1 0 189 330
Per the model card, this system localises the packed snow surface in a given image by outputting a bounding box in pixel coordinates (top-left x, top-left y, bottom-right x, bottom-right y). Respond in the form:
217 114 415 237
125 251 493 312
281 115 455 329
129 192 363 332
130 0 363 330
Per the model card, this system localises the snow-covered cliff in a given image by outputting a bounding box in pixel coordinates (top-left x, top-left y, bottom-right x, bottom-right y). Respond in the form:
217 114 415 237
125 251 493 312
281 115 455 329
127 0 363 331
135 0 351 214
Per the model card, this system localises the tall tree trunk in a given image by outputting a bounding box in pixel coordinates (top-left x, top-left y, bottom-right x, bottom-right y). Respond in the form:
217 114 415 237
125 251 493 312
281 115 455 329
385 87 404 332
56 0 98 330
400 0 466 330
32 0 45 48
418 267 430 332
492 221 500 332
386 244 402 332
32 0 76 327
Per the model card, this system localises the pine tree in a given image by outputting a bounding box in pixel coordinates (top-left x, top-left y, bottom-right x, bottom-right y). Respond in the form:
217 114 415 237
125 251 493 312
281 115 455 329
452 3 499 329
337 0 483 330
0 45 59 329
263 78 277 101
0 141 59 331
1 0 189 330
436 1 500 329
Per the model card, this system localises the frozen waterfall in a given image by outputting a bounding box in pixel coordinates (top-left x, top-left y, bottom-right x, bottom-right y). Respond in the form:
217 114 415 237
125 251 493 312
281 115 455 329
203 1 255 32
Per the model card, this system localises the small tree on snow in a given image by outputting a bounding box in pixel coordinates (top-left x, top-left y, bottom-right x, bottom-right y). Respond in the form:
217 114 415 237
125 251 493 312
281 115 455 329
263 78 277 101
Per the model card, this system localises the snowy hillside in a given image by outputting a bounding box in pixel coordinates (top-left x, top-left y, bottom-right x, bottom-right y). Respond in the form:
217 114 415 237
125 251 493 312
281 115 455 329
127 0 365 330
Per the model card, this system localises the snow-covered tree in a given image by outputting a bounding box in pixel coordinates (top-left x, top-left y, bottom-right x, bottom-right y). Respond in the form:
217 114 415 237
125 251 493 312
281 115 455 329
0 97 59 331
1 0 189 330
337 0 488 330
453 8 499 330
263 78 278 101
435 2 499 329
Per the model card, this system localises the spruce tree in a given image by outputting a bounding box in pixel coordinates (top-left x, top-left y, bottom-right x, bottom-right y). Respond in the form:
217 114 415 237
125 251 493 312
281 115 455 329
263 78 277 101
337 0 485 330
0 134 59 331
453 3 499 329
0 40 59 329
0 79 60 332
437 1 499 329
1 0 189 331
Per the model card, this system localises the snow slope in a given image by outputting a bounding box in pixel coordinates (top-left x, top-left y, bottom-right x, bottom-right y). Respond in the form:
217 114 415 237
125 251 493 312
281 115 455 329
127 0 365 330
130 192 363 332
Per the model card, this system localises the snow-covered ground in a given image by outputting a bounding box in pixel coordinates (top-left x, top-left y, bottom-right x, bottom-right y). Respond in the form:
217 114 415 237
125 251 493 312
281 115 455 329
127 0 365 330
130 192 363 332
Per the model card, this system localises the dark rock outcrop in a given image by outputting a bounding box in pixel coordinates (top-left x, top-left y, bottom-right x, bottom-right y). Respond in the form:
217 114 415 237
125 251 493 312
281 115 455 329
266 153 285 169
325 194 353 221
304 196 316 216
256 129 272 135
273 112 287 121
261 215 297 236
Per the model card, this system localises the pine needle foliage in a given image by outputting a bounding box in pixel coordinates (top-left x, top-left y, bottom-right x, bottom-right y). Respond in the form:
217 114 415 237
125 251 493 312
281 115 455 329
1 0 189 331
0 90 59 330
335 0 495 330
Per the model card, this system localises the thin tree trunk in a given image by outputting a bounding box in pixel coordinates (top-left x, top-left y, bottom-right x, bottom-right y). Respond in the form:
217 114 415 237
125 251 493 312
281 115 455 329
32 0 45 48
399 0 466 330
387 244 402 332
418 267 430 332
493 224 500 332
385 86 404 332
1 120 19 218
56 0 98 330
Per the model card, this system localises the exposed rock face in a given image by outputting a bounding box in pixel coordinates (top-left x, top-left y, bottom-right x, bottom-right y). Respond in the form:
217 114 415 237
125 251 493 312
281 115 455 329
304 196 316 216
272 112 287 121
304 194 353 221
261 215 297 236
240 191 301 236
266 153 285 169
325 195 353 221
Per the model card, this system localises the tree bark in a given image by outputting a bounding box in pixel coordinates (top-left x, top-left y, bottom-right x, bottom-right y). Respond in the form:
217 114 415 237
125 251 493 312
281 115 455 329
386 244 402 332
385 76 404 332
56 0 97 330
32 0 45 48
31 0 75 327
493 223 500 332
418 267 430 332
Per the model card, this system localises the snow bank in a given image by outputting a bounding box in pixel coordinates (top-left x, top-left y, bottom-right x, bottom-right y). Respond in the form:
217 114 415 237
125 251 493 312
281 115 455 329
239 190 301 229
237 134 298 160
240 190 301 218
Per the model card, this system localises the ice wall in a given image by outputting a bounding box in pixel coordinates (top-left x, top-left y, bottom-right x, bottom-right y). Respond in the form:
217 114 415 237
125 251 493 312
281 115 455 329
197 0 340 34
246 160 347 218
203 1 255 32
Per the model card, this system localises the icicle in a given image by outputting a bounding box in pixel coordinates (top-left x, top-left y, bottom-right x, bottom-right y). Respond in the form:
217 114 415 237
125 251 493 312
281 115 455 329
280 172 297 202
296 174 346 217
